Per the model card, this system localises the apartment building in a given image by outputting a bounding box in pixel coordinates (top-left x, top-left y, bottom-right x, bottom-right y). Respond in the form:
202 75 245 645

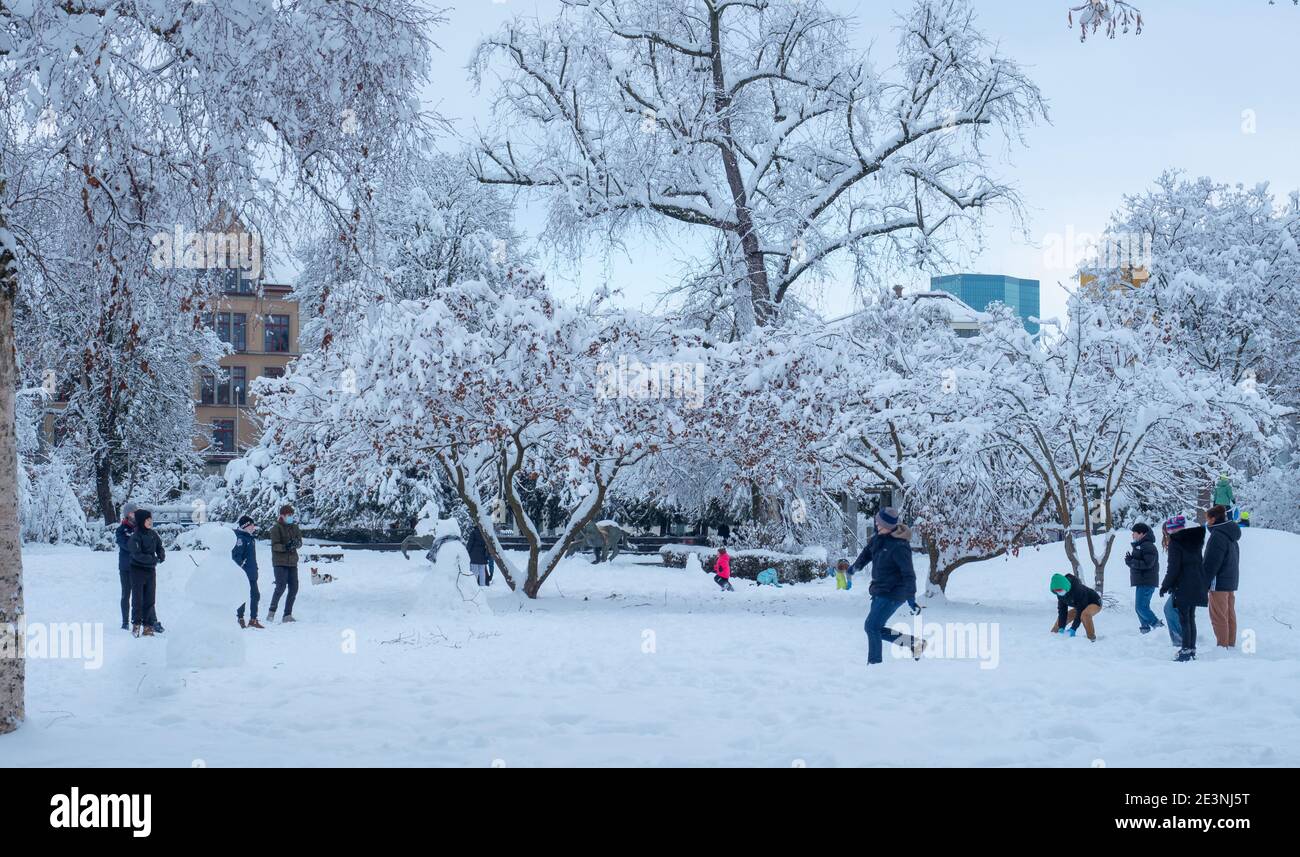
196 270 299 472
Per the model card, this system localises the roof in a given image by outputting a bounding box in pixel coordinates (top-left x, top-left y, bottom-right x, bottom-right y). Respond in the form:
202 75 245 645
824 289 990 331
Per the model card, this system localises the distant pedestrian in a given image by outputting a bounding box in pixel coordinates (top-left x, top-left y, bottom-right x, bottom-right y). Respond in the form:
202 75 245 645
716 523 731 546
1049 572 1102 641
1212 474 1235 508
834 557 852 590
114 501 138 631
1124 523 1163 634
1239 510 1251 528
713 547 734 592
232 515 264 629
852 507 923 664
1203 504 1242 649
267 504 302 623
466 523 491 587
127 509 166 638
1158 515 1207 662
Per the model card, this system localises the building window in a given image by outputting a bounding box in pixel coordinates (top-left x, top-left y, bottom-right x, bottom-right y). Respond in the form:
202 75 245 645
265 314 291 353
212 419 235 454
208 312 248 352
262 366 285 380
221 269 256 295
200 367 247 405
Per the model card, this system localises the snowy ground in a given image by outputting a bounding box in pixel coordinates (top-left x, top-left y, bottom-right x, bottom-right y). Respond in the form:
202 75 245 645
4 529 1299 767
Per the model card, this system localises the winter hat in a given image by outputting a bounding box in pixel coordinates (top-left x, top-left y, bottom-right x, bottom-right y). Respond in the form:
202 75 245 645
1049 573 1071 594
875 506 900 531
237 515 255 528
1163 515 1187 533
1240 510 1251 521
1207 505 1228 523
121 501 138 522
133 508 152 528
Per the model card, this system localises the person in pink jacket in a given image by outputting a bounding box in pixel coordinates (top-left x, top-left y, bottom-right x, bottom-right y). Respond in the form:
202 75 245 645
713 547 734 592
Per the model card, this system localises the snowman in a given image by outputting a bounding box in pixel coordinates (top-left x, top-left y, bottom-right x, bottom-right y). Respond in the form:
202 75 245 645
166 523 250 669
416 517 491 615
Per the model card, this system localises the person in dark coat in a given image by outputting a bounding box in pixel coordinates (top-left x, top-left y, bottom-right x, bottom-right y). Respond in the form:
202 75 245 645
466 524 492 587
851 507 922 664
1203 504 1242 649
267 504 302 623
1124 523 1163 634
1049 572 1102 640
114 501 138 631
127 508 166 637
1158 515 1207 662
232 515 264 629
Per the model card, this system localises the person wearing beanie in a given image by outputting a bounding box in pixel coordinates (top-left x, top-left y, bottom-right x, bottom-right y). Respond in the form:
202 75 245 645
850 506 923 664
1049 571 1102 641
268 504 303 622
1159 515 1207 662
1203 504 1242 649
1124 522 1163 634
126 508 166 637
114 501 139 631
232 515 264 629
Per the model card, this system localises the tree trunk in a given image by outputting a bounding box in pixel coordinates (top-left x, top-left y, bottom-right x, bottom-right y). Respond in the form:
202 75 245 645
707 7 773 327
0 223 26 734
95 454 116 526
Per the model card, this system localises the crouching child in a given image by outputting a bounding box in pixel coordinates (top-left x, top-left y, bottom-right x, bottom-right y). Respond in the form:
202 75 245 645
1049 572 1102 641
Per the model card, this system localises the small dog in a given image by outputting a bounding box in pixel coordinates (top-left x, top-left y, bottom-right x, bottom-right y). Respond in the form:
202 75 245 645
310 566 336 585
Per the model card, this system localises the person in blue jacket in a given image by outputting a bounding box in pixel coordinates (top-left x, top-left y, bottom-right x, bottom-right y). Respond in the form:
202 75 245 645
114 502 138 630
232 515 264 629
850 506 923 664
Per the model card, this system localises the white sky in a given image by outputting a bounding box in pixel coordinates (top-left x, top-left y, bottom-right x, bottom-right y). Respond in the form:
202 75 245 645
418 0 1300 322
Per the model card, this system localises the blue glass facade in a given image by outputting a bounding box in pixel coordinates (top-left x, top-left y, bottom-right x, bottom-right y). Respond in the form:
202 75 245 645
930 274 1041 335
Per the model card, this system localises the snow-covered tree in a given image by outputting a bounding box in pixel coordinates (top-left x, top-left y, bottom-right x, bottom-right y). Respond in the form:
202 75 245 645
982 293 1283 593
294 152 526 352
10 160 224 524
472 0 1044 328
0 0 440 734
257 271 704 598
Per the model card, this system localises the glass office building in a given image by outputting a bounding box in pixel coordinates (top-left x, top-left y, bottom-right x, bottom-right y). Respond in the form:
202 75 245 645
930 274 1041 335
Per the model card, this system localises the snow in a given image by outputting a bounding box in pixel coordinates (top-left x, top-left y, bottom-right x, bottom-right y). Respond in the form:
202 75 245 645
5 529 1299 767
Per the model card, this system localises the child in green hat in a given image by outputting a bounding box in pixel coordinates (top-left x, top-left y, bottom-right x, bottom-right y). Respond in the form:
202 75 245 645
1050 572 1102 641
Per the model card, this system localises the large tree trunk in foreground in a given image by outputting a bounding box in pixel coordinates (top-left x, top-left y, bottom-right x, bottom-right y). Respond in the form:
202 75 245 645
0 222 25 734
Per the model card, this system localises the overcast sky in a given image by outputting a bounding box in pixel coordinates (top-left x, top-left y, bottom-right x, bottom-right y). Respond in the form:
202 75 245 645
418 0 1300 322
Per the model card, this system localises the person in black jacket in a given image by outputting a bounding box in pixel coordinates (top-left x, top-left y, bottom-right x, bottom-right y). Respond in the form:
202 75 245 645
1158 515 1207 662
1049 572 1102 640
1203 505 1242 649
466 524 492 587
127 509 166 637
232 515 264 629
114 502 138 631
851 506 923 664
1124 523 1163 634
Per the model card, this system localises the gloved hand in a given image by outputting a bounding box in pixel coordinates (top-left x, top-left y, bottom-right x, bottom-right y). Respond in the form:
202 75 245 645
1159 588 1168 598
1066 627 1077 637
